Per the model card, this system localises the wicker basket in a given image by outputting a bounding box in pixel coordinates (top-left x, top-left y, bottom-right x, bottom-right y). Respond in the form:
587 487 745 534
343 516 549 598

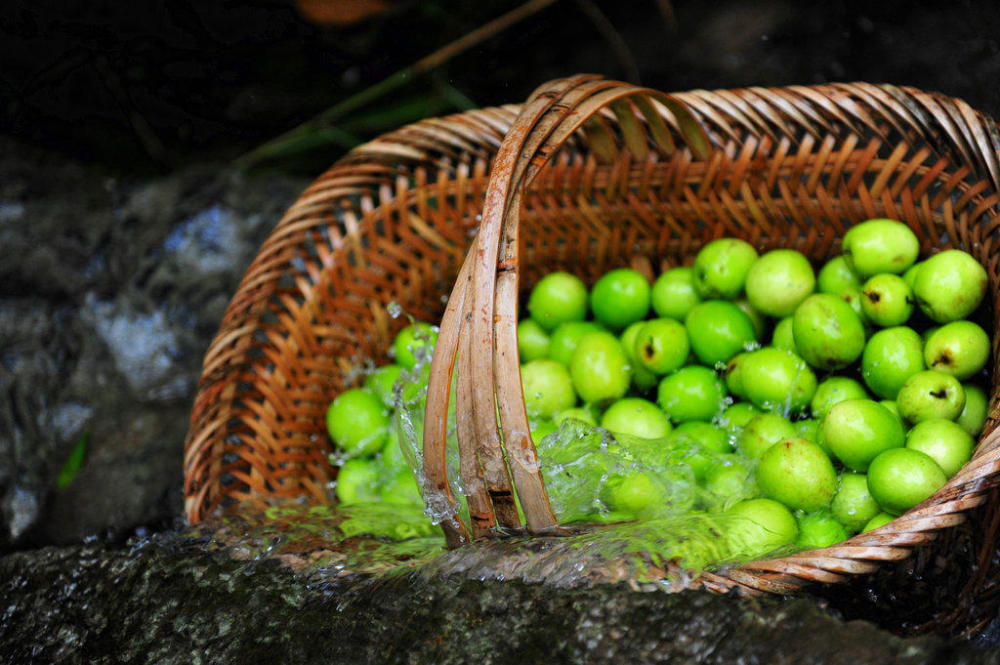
184 75 1000 598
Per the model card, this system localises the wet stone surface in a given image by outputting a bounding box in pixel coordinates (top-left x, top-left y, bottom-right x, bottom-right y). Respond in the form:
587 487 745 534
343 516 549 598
0 137 308 550
2 523 1000 665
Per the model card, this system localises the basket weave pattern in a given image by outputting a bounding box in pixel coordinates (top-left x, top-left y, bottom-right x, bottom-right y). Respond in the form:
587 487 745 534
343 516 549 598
185 76 1000 595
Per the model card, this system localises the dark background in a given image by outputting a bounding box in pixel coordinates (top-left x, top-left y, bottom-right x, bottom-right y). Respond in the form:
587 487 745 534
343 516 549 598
6 0 1000 176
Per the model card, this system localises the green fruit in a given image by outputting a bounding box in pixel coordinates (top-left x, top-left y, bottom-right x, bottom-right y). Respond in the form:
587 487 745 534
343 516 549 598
651 267 702 320
520 359 577 418
757 438 837 511
896 370 965 423
745 249 816 317
703 455 757 507
336 457 380 505
529 419 559 447
527 271 589 332
517 318 551 362
634 318 690 374
905 418 974 478
796 510 849 549
554 406 598 426
861 273 914 327
602 471 676 518
549 321 606 366
842 218 919 277
380 467 423 505
924 321 990 380
862 512 895 532
822 399 905 472
771 317 797 353
861 326 925 399
793 294 866 371
601 398 672 440
569 332 631 405
818 255 863 294
657 366 727 423
365 363 404 408
957 383 988 437
620 322 659 392
738 413 796 459
811 377 868 419
739 348 817 414
724 498 798 560
902 261 923 289
670 420 730 454
327 388 391 457
685 300 758 366
867 448 947 515
735 298 768 339
693 238 759 299
590 268 651 331
794 418 821 443
912 249 988 322
724 352 751 399
719 402 761 432
393 322 438 369
830 472 881 533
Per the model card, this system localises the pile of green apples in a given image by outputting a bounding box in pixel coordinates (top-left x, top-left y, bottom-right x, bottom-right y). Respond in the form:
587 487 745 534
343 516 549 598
324 218 992 564
516 218 990 560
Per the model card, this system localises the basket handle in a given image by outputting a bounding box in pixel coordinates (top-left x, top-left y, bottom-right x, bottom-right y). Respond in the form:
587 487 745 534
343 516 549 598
422 74 712 546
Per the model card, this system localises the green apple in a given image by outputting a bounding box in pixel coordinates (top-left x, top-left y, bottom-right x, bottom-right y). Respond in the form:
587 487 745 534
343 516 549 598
601 397 672 440
861 273 914 327
757 438 837 511
393 322 438 369
793 294 866 370
554 406 598 426
794 418 821 443
327 388 391 457
529 418 559 447
670 420 730 454
719 402 762 432
702 455 757 508
517 318 551 362
811 377 869 419
336 457 380 505
867 448 947 515
569 331 631 405
822 399 904 471
739 347 817 414
724 352 751 399
830 472 881 533
651 266 702 320
861 326 925 399
862 512 895 532
693 238 759 299
902 261 923 289
957 383 988 437
602 470 671 518
380 467 423 505
745 249 816 317
590 268 651 331
896 370 965 423
634 318 690 374
923 321 990 380
818 255 863 294
796 510 849 549
735 298 768 339
771 317 797 353
521 359 577 418
620 322 659 392
738 413 797 459
549 321 606 366
527 271 589 332
685 300 758 366
840 288 874 333
724 498 798 561
841 218 919 277
912 249 988 322
657 365 727 423
905 418 974 477
365 363 404 408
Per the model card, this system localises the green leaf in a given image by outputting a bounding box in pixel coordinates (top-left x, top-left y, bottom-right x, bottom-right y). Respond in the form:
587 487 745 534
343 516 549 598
57 431 89 490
